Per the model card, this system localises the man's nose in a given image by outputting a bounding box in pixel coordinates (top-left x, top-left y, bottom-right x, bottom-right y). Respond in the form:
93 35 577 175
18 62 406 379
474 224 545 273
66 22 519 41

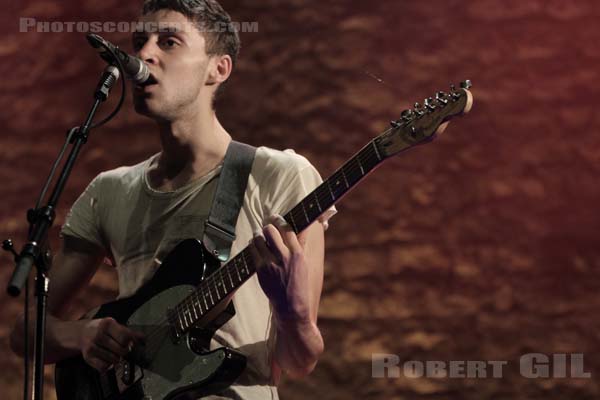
137 40 158 65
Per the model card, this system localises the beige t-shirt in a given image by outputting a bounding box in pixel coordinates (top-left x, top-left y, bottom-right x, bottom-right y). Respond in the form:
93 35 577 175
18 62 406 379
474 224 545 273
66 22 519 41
61 146 336 399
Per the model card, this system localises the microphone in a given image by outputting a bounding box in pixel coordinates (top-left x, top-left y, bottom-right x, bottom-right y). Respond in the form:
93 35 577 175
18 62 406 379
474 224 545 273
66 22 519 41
86 33 150 85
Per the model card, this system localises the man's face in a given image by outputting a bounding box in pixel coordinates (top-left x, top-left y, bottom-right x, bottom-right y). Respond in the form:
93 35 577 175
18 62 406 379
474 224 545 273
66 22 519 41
131 10 213 120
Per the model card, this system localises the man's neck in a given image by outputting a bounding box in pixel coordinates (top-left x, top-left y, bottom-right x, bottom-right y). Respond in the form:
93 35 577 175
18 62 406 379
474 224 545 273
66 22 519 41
149 110 232 191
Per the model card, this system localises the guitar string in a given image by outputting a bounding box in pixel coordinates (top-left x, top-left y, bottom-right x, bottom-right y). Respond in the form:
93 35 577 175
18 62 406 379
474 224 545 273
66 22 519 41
113 139 391 368
134 262 239 352
135 251 255 357
139 143 386 349
167 141 386 323
134 144 387 359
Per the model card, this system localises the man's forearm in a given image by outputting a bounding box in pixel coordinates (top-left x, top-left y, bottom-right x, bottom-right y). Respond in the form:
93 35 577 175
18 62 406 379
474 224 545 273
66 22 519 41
10 313 85 364
274 317 324 378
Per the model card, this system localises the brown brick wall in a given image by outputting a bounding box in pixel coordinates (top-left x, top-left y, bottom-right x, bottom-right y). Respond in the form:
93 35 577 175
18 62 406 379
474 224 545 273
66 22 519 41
1 1 599 398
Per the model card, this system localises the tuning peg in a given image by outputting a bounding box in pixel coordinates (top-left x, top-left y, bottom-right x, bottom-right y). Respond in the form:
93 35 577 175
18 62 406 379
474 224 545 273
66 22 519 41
401 109 414 121
449 84 462 99
436 91 449 105
460 80 472 89
413 103 426 117
424 97 436 111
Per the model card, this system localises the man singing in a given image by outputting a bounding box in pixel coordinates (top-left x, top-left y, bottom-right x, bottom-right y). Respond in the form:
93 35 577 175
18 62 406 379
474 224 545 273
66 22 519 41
10 1 335 398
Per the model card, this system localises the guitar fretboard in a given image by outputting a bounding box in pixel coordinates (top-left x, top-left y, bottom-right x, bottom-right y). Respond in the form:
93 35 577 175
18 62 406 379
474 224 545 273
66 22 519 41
169 140 384 335
284 140 383 233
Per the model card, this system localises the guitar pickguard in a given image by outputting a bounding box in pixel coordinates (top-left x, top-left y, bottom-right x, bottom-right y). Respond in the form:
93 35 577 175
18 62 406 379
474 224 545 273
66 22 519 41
122 285 240 399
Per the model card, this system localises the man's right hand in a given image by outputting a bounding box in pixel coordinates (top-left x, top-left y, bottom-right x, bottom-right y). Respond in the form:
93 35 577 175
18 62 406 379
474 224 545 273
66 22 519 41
80 318 145 372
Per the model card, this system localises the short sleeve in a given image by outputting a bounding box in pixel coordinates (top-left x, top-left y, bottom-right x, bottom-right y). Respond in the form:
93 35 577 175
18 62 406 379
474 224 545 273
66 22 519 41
259 149 337 230
60 173 106 249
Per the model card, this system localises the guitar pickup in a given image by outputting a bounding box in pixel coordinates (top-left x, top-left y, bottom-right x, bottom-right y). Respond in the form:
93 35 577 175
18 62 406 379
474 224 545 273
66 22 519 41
167 308 184 343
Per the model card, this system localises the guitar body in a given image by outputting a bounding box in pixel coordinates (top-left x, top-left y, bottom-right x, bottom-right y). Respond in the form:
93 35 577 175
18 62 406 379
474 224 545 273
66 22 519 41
55 239 246 400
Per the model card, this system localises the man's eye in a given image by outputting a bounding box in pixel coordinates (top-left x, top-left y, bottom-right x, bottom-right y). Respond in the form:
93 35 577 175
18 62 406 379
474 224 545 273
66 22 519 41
161 38 178 48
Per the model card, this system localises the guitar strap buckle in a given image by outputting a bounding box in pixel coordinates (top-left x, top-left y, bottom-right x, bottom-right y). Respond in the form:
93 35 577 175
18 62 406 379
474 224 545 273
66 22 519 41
203 220 236 262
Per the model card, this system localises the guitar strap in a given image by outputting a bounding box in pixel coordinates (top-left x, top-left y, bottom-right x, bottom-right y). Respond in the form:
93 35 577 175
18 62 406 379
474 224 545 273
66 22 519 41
203 140 256 263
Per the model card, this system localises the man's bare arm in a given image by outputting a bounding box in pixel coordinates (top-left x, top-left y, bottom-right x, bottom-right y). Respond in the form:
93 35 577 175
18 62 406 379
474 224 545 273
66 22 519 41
10 235 104 363
252 218 326 378
9 236 142 370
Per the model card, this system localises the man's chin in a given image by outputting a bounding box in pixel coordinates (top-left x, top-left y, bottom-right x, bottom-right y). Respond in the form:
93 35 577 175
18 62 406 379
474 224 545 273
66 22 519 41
133 98 163 119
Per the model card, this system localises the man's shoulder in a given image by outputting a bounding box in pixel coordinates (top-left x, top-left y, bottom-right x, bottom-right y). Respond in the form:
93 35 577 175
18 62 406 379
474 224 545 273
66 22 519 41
253 146 313 177
93 155 154 190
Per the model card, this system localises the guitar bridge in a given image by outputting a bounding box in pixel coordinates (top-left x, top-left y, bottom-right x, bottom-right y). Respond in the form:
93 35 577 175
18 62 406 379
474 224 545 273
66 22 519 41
117 359 143 393
98 362 144 398
122 359 135 386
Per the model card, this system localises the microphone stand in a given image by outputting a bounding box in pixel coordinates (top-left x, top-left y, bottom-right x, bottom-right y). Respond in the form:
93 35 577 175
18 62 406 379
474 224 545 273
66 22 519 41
4 65 120 400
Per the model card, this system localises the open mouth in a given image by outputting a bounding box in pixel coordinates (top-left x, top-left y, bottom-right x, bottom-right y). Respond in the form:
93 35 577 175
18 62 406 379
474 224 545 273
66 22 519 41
134 74 158 90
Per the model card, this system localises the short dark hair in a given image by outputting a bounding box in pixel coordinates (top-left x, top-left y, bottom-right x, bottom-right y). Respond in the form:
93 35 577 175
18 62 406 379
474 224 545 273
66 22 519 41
142 0 240 106
142 0 240 65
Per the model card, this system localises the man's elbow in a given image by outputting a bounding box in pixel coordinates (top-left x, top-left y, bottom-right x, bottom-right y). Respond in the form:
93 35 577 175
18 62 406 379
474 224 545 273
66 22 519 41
286 340 324 379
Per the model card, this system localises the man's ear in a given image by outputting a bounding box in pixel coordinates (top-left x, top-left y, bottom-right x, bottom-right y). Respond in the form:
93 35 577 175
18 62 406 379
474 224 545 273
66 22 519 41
206 55 233 86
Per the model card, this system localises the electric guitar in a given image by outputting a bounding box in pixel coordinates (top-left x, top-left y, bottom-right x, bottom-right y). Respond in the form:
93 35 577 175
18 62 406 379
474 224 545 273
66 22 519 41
55 81 474 399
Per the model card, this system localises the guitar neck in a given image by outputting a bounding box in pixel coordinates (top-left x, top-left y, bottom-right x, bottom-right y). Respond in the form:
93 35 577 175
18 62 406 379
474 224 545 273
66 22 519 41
283 140 384 234
171 140 387 334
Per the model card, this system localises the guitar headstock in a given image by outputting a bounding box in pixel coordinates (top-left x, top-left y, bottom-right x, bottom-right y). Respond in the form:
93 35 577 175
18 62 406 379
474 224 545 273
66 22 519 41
375 80 473 158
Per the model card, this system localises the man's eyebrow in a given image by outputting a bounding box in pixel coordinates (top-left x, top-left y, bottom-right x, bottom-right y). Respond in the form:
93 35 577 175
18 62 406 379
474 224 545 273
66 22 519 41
158 25 184 33
132 24 187 36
